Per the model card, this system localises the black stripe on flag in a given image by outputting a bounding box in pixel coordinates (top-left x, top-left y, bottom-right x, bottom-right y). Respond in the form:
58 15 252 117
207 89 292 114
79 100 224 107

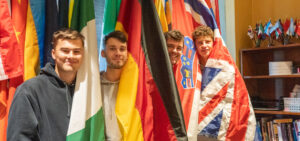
141 0 188 140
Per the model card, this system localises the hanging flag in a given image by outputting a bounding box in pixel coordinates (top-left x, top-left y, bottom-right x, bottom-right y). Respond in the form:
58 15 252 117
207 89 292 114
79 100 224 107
100 0 121 71
172 0 256 140
43 0 57 66
114 0 187 140
0 76 23 141
205 0 221 31
0 1 24 140
165 0 172 30
66 0 105 140
142 0 187 140
24 0 45 80
94 0 106 71
11 0 28 73
44 0 69 66
0 0 23 80
155 0 168 32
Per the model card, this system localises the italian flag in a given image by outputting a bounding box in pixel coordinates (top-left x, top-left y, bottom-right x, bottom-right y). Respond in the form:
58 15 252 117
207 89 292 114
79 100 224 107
66 0 105 140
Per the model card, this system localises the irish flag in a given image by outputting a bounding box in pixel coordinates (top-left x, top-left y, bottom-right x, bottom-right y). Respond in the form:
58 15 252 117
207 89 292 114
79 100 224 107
66 0 105 140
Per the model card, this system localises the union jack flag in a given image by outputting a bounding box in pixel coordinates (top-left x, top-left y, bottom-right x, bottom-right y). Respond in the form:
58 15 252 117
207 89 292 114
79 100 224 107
172 0 256 140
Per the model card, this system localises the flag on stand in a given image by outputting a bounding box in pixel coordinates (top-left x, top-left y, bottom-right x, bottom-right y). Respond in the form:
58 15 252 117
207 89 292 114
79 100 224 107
288 18 295 36
172 0 256 140
296 19 300 37
264 20 272 36
275 19 284 39
66 0 105 140
283 18 291 35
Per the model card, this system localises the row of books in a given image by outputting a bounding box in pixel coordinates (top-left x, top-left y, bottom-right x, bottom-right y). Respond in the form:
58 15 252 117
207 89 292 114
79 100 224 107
255 117 300 141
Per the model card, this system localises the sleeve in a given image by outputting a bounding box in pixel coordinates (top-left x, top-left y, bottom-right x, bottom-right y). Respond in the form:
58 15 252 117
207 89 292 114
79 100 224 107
7 85 39 141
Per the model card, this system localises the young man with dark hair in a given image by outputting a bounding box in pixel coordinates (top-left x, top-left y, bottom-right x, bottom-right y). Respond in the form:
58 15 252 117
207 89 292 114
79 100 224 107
164 30 185 66
100 30 128 140
7 28 85 141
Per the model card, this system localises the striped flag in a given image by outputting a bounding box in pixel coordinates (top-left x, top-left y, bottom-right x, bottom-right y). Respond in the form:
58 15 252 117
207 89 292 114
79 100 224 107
66 0 105 140
24 0 45 80
172 0 256 140
100 0 121 71
114 0 149 139
142 0 187 140
155 0 168 32
112 0 187 140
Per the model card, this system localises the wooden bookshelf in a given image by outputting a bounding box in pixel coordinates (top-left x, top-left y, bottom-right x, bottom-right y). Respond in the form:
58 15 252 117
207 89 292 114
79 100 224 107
240 44 300 114
244 74 300 79
254 110 300 115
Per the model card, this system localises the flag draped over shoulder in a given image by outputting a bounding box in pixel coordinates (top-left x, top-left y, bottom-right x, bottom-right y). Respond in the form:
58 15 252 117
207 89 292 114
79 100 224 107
172 0 256 140
111 0 187 140
66 0 105 140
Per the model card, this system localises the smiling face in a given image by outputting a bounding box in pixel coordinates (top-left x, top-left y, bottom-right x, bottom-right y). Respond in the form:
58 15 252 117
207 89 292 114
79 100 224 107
52 39 84 74
102 37 128 69
194 36 213 60
167 39 184 65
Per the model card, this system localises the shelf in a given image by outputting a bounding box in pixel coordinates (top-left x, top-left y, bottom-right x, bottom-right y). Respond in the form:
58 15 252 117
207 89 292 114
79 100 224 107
244 74 300 79
242 44 300 52
255 110 300 115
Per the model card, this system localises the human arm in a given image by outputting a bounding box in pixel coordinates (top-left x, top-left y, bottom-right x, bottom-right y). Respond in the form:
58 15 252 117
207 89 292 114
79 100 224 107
7 86 39 141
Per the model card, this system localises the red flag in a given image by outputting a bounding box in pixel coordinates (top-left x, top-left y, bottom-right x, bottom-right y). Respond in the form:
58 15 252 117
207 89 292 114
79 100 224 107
114 0 187 140
0 0 23 80
296 19 300 36
172 0 256 140
11 0 28 59
0 0 25 140
115 0 154 140
0 76 23 141
172 0 201 131
283 18 291 34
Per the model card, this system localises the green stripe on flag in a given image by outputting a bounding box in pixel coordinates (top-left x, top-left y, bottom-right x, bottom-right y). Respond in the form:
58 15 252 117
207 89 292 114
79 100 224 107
103 0 121 34
70 0 95 31
68 0 105 140
67 108 105 141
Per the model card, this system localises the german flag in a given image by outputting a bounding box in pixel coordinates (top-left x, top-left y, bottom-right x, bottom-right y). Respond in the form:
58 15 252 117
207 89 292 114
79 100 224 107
114 0 187 140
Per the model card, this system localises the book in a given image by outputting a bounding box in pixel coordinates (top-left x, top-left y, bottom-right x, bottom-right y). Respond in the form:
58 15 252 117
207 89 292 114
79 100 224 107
273 118 293 124
261 117 272 141
277 124 283 141
255 121 263 141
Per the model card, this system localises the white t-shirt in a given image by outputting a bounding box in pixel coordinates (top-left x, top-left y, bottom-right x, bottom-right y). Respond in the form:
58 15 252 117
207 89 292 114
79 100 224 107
100 75 122 141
